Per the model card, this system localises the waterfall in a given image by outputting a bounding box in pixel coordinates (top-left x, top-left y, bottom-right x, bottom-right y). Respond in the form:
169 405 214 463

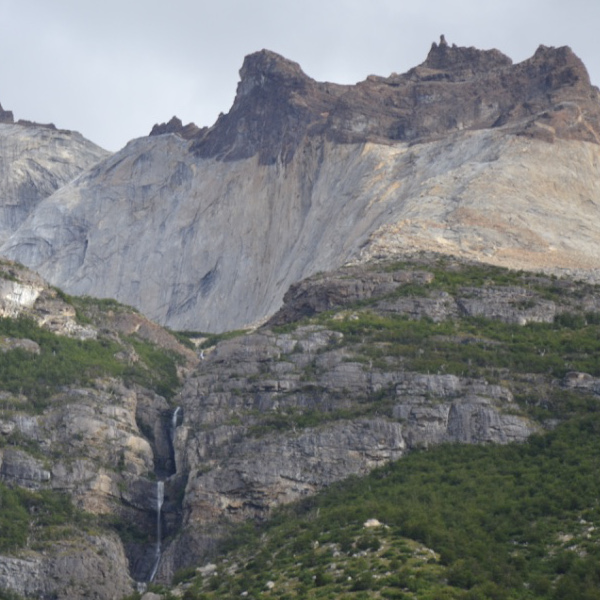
169 406 182 474
171 406 181 443
145 408 181 583
148 480 165 582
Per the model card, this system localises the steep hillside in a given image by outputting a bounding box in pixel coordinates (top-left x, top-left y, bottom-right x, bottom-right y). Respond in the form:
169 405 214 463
154 255 600 583
0 260 196 598
2 256 600 599
2 41 599 332
167 415 600 600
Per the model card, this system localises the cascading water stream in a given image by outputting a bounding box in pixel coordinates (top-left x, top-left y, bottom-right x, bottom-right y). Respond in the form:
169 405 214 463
148 480 165 582
171 406 181 445
146 407 181 583
140 407 181 585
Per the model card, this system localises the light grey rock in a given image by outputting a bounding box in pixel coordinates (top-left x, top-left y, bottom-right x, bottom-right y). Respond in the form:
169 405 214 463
0 263 98 338
0 123 108 244
376 292 460 322
5 126 600 333
0 555 45 599
0 534 134 600
457 286 557 324
0 277 43 318
160 417 406 578
0 337 40 353
562 371 600 395
0 448 50 489
185 417 405 519
393 397 534 448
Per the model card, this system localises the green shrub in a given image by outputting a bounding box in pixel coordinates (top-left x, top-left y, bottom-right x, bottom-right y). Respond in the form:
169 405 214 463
0 316 182 408
0 483 86 553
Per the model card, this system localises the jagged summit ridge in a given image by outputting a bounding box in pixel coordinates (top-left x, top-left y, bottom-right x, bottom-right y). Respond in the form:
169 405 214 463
190 49 346 164
236 49 312 96
158 39 600 165
420 34 513 75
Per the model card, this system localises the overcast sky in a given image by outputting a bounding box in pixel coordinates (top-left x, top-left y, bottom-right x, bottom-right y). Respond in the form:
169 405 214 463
1 0 598 151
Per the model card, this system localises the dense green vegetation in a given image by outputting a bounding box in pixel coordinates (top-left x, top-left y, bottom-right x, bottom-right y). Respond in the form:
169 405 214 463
178 413 600 599
0 315 181 411
0 482 88 553
318 310 600 381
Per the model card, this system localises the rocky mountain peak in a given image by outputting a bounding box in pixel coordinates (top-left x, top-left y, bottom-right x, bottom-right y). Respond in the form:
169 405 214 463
0 102 13 124
236 49 312 97
149 115 204 140
527 43 592 89
4 39 600 334
184 39 600 166
420 35 513 78
190 49 343 164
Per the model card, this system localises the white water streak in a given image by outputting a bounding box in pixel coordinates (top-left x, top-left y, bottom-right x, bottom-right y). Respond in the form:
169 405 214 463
149 480 165 582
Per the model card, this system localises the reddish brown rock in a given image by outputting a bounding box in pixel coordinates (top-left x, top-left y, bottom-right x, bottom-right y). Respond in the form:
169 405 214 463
149 115 204 140
0 102 13 124
189 39 600 164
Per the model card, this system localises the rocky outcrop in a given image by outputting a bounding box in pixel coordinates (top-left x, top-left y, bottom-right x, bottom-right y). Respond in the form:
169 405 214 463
0 263 196 596
190 40 600 164
268 259 598 327
268 267 435 324
0 534 133 600
191 50 349 164
154 305 536 576
0 375 172 588
150 116 205 140
0 103 13 124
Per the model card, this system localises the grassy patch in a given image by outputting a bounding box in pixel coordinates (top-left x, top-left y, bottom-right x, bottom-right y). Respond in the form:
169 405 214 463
0 316 182 409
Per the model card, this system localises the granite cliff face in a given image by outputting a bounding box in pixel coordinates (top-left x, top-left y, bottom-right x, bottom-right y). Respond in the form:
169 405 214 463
2 41 600 332
0 119 109 245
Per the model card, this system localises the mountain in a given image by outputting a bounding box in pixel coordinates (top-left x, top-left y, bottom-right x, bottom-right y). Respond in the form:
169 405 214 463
1 39 600 600
1 40 600 332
